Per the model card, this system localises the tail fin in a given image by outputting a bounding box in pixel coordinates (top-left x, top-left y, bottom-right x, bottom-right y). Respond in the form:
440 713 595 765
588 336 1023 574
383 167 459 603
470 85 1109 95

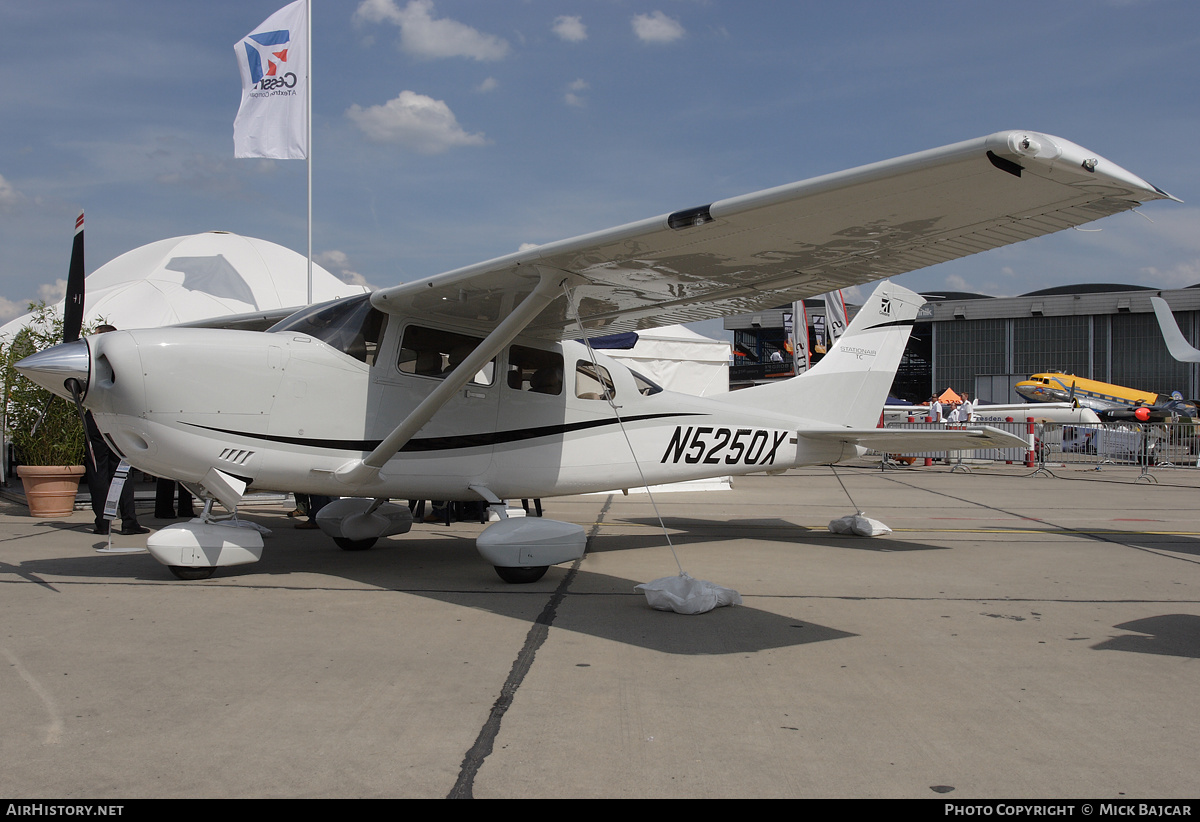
1151 296 1200 363
714 280 924 428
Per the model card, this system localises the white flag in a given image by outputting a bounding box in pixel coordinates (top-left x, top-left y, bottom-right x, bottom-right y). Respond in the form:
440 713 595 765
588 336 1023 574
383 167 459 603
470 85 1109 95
790 299 809 373
823 290 849 344
233 0 307 159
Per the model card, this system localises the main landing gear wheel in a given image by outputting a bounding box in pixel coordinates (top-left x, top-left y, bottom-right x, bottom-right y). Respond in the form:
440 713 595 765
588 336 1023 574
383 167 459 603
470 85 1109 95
334 537 378 551
493 565 549 584
169 566 215 581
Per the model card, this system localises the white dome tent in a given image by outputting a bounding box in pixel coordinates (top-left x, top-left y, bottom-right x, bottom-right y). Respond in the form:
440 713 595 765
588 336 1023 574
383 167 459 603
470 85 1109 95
0 231 368 338
593 325 733 493
601 324 731 398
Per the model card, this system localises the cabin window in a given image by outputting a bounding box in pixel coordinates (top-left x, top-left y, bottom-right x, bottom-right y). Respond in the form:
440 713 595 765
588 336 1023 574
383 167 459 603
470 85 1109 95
507 346 563 395
267 294 389 366
575 360 615 400
629 369 663 396
397 325 495 386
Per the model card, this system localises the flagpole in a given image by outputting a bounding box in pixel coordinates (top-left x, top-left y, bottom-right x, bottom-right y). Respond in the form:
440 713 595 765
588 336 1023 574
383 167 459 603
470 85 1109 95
306 0 313 306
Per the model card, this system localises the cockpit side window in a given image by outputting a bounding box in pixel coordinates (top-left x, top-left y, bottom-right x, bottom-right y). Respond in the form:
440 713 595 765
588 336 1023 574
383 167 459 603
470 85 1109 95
575 360 615 400
629 368 663 396
397 325 495 386
267 294 389 365
507 345 563 395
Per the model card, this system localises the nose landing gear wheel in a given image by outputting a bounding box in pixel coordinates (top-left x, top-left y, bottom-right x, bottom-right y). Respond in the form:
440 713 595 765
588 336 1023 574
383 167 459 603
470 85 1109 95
169 566 216 580
334 537 378 551
493 565 548 584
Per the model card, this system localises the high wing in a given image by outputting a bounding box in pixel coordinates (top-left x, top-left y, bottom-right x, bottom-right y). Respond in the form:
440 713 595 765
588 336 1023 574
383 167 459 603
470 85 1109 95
170 306 301 332
372 130 1174 337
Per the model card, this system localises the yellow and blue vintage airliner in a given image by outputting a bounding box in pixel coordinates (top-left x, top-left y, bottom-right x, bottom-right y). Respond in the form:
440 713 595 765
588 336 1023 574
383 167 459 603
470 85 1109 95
1015 372 1194 421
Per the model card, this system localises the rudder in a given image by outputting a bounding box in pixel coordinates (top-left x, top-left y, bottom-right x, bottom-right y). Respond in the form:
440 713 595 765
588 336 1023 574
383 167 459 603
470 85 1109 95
713 280 924 428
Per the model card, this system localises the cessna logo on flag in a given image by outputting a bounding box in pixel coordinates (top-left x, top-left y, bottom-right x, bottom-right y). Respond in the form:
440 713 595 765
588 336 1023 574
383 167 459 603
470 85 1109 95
242 29 296 90
233 0 307 160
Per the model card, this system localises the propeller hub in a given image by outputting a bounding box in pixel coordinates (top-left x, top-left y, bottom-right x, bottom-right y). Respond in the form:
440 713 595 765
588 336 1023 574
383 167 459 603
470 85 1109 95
15 339 90 400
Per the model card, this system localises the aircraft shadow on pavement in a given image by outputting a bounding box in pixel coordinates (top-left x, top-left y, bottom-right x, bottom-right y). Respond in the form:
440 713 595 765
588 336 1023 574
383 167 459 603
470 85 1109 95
616 516 1200 557
1116 533 1200 559
10 527 857 656
1091 614 1200 659
606 516 950 553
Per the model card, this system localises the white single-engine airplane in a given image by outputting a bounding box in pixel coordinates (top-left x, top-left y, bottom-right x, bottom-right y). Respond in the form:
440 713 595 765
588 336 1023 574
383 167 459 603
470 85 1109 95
17 130 1173 581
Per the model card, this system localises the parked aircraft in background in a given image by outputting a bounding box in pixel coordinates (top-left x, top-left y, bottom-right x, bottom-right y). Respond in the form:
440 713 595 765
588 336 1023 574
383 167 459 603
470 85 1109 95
1151 296 1200 364
16 130 1172 582
1015 372 1196 422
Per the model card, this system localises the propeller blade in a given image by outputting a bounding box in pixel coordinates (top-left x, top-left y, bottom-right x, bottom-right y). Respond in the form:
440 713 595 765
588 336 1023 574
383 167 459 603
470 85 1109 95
63 210 85 344
28 396 52 437
66 378 96 472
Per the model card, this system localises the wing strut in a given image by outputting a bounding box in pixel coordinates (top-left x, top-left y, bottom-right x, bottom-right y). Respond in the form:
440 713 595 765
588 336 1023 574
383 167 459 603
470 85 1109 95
333 270 565 488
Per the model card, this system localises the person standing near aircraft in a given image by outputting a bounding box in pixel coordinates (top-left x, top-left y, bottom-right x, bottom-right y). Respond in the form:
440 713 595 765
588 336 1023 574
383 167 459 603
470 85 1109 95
929 395 944 422
295 495 331 530
960 393 974 423
83 325 148 536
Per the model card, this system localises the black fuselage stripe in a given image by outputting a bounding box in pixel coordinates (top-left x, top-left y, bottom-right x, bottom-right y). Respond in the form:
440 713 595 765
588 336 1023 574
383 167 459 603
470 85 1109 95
861 319 916 330
183 412 701 454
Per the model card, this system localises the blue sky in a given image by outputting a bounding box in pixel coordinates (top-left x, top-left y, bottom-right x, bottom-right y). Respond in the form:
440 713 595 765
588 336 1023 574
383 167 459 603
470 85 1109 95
1 0 1197 326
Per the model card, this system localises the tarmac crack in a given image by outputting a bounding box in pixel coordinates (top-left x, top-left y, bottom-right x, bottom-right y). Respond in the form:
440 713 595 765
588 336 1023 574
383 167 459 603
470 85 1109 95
2 646 63 744
446 494 614 799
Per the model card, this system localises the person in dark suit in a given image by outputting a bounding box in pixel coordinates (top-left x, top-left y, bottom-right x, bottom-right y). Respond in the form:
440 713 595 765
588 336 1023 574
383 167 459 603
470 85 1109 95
82 324 147 536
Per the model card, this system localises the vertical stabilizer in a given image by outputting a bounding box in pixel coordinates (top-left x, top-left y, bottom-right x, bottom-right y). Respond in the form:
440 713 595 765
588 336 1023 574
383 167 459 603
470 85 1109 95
713 280 924 428
1151 297 1200 363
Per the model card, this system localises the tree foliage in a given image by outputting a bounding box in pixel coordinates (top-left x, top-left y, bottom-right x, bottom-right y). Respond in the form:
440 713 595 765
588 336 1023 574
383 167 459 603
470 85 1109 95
1 303 88 467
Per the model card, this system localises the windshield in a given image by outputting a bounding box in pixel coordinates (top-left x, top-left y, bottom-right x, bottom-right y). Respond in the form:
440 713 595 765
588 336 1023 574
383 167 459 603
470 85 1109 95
268 294 388 365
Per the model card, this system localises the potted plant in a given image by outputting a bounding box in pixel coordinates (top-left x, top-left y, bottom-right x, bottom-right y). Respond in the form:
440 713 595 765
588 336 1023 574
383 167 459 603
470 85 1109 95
1 303 88 517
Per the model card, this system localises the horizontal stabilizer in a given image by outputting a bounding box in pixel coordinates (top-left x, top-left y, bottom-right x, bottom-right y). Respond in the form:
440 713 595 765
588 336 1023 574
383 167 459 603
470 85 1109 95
801 425 1028 452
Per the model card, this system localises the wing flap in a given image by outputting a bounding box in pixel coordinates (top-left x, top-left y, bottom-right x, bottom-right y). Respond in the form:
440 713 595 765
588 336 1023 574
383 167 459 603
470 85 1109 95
373 130 1171 339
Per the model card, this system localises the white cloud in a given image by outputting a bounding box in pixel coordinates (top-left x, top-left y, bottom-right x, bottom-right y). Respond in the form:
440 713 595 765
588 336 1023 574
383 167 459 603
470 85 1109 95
0 173 21 208
346 91 489 154
0 296 26 323
38 279 67 303
354 0 509 61
840 285 866 306
565 78 588 107
632 11 685 44
315 250 375 290
552 15 587 42
476 76 499 93
1139 258 1200 289
518 242 540 253
944 274 969 291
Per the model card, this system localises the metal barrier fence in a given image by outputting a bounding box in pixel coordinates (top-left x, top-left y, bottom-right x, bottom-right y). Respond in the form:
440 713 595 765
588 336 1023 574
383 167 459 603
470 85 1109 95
879 420 1200 472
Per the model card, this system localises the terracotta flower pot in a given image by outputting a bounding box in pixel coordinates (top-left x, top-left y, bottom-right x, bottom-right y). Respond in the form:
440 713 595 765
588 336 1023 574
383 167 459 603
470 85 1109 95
16 465 86 518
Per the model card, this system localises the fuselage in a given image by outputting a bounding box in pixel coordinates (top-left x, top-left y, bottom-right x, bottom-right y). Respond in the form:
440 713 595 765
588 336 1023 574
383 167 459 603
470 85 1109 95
72 298 853 502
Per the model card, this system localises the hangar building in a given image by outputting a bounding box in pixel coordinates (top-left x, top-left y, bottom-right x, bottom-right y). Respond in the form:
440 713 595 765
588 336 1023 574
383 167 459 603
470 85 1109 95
724 284 1200 403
